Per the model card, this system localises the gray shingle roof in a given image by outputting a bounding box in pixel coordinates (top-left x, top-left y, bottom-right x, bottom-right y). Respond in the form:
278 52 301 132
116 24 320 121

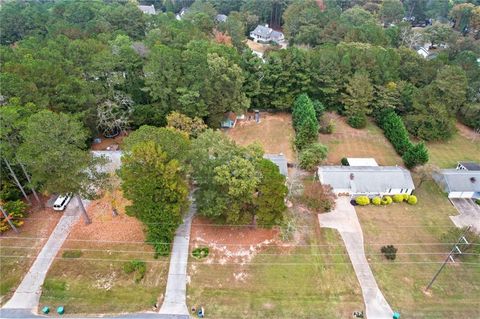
264 154 288 177
137 5 156 15
458 162 480 171
318 166 415 193
434 169 480 193
216 14 228 22
251 25 273 38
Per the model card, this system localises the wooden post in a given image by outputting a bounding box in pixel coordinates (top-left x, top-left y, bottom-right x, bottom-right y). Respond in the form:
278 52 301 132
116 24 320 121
18 161 41 204
0 205 19 233
76 194 91 225
3 158 31 204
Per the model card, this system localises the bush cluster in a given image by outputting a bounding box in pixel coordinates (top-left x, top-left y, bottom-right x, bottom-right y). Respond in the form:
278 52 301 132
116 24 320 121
381 245 398 260
192 247 209 259
298 143 328 171
376 109 429 168
301 181 336 213
0 200 28 233
123 260 146 283
355 194 417 206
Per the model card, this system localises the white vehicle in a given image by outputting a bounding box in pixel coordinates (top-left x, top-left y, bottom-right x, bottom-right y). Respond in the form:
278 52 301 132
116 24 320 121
53 193 72 211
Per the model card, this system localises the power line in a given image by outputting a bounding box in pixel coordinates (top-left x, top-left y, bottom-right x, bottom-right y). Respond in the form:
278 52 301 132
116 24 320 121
1 255 479 266
2 236 477 246
3 245 479 257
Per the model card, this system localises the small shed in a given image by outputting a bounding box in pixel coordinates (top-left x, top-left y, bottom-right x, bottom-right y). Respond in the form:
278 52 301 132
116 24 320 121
346 158 378 167
221 112 237 129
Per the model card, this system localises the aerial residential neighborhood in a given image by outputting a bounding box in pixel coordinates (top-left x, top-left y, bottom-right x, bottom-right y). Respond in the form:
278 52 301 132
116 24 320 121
0 1 479 319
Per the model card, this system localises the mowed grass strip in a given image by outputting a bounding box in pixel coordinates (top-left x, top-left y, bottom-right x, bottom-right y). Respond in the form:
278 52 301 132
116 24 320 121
356 180 480 319
39 242 168 314
187 213 363 319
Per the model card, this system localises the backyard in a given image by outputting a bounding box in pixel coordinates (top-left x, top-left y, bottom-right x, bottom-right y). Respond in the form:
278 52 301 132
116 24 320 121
187 209 363 318
0 197 62 306
319 113 403 166
426 123 480 168
38 190 169 314
224 112 296 162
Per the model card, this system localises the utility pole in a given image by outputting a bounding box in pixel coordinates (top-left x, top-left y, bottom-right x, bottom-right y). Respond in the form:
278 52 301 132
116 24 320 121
0 205 19 233
425 226 471 291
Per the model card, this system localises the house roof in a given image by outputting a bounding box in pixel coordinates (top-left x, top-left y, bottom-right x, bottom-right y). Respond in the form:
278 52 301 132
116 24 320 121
318 166 415 193
251 25 273 38
216 14 228 22
137 5 156 14
434 170 480 193
458 162 480 171
347 158 378 166
271 30 284 41
264 154 288 177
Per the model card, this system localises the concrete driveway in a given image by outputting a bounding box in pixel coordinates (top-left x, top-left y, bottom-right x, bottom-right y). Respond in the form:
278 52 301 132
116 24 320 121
450 198 480 233
318 197 393 319
159 199 196 316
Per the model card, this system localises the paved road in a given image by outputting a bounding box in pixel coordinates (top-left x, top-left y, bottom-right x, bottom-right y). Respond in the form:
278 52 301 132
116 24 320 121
318 197 393 319
158 200 196 316
3 199 87 311
0 308 188 319
450 198 480 233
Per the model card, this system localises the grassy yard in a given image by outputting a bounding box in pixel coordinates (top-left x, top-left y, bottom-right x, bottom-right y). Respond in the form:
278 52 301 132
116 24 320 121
320 113 403 166
224 112 296 162
426 124 480 168
356 180 480 318
187 210 363 318
39 191 169 314
0 200 61 306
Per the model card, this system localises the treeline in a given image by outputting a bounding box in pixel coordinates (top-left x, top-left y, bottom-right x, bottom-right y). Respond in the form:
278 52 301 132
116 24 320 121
1 0 479 142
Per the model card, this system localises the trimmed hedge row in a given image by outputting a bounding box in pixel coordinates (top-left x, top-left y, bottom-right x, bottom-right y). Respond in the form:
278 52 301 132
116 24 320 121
356 194 417 206
376 109 429 168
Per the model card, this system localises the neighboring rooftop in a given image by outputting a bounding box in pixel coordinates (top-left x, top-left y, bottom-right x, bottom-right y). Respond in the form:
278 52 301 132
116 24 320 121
318 166 415 193
137 4 156 15
433 169 480 193
264 153 288 177
215 14 228 23
458 162 480 171
346 158 378 167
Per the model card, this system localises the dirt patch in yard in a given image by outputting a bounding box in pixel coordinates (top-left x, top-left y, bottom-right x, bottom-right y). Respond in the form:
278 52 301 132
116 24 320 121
455 122 479 140
190 216 280 264
90 131 130 151
224 112 296 163
67 190 144 243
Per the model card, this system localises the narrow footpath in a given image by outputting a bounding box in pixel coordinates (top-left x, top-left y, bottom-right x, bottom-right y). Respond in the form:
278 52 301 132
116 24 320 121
2 199 87 311
158 199 196 316
318 197 393 319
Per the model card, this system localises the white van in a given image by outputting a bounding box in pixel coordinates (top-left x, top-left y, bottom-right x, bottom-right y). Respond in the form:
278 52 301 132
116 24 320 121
53 193 72 211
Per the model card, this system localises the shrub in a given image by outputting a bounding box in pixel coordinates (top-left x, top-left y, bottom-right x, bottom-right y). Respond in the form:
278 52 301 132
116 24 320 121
476 199 480 205
381 245 398 260
0 180 22 201
192 247 209 259
301 181 336 213
1 200 28 233
347 113 367 129
402 142 429 169
319 119 335 134
355 196 370 206
341 157 349 166
403 194 410 201
392 194 404 203
372 196 382 205
62 250 82 259
298 143 328 171
123 260 146 283
407 195 417 205
381 196 393 205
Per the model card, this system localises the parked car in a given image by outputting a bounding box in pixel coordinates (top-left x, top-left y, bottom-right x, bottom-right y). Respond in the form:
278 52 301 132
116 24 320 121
53 193 72 211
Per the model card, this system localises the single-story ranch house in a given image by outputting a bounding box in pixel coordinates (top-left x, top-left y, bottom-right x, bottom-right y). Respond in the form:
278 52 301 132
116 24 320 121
433 169 480 199
317 166 415 197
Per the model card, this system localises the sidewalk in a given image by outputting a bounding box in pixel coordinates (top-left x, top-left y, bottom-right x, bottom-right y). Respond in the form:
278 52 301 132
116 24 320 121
2 199 87 311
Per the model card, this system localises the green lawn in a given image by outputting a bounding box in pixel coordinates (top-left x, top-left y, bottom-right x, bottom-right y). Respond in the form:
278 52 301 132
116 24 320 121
187 210 363 318
426 131 480 168
39 242 168 314
356 181 480 319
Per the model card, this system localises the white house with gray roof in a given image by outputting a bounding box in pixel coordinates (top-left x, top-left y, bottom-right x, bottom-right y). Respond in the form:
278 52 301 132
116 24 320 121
137 4 156 15
250 24 284 43
433 169 480 199
317 166 415 197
